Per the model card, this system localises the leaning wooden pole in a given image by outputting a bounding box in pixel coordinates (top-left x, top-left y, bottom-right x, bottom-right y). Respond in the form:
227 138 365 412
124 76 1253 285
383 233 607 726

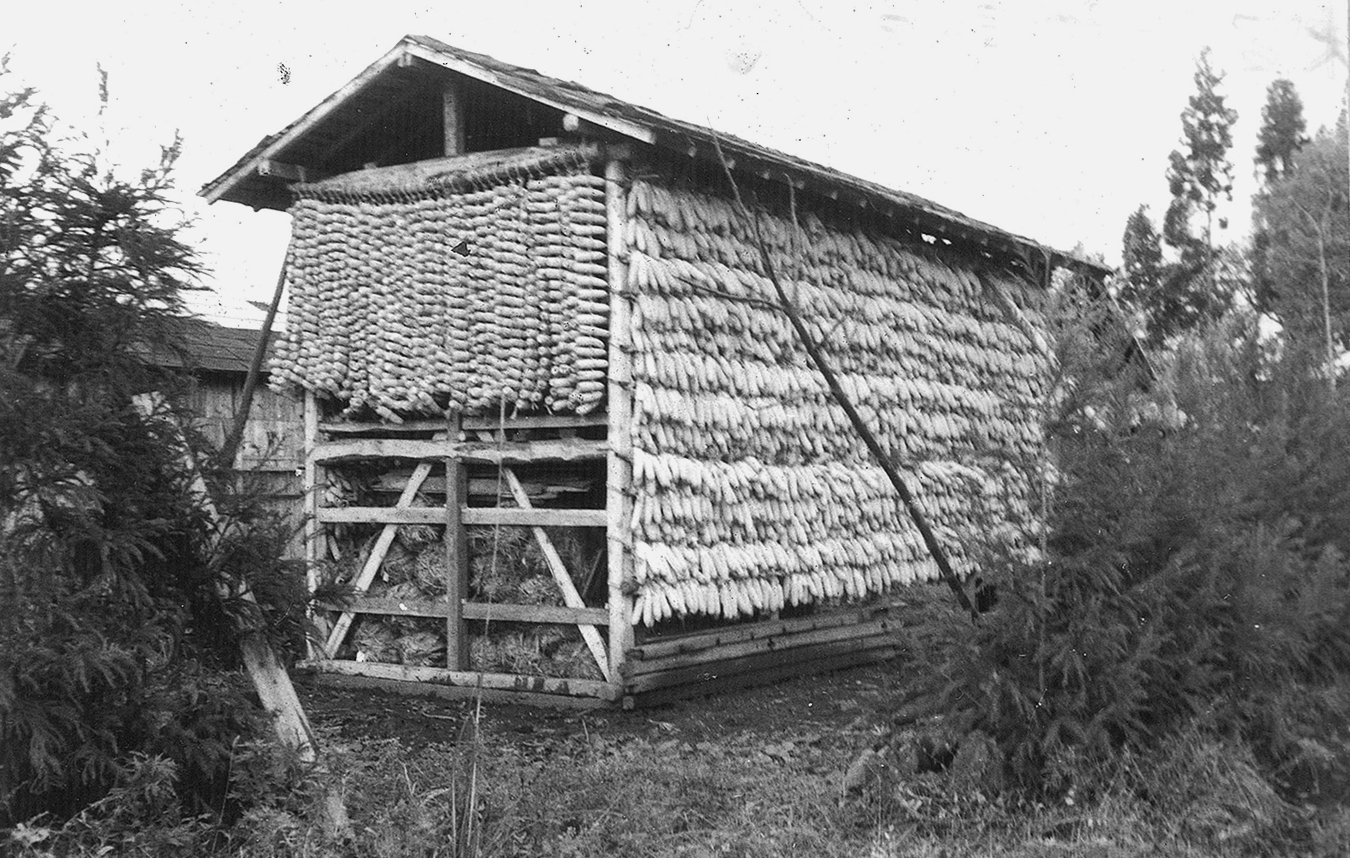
132 393 352 840
220 244 290 467
710 140 979 621
604 156 636 684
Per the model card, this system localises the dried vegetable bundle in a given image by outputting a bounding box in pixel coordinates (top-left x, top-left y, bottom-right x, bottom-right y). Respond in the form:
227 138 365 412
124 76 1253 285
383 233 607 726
272 148 610 419
336 522 601 677
623 179 1049 625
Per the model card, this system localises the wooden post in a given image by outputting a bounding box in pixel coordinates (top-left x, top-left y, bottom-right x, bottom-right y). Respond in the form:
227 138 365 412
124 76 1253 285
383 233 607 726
132 394 351 840
445 415 469 669
302 391 321 657
604 157 635 686
442 79 465 156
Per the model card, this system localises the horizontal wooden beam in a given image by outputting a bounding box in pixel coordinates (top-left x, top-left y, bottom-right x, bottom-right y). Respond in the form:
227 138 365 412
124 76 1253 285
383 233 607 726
318 598 610 627
326 596 450 617
626 646 896 709
627 604 890 662
317 506 445 525
625 634 897 695
310 437 607 464
300 658 621 701
257 159 311 182
462 602 609 625
308 671 611 710
624 618 895 676
319 413 608 435
460 507 606 527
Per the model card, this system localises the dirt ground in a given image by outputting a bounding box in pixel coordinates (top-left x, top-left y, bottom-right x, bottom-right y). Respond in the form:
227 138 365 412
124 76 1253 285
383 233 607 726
296 658 912 758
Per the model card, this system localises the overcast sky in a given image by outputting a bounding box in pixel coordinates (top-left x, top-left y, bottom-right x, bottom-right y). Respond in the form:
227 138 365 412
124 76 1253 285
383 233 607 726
6 1 1347 327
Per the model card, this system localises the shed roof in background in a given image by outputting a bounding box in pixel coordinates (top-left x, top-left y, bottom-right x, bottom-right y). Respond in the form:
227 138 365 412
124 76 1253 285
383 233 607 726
201 35 1108 277
154 318 273 375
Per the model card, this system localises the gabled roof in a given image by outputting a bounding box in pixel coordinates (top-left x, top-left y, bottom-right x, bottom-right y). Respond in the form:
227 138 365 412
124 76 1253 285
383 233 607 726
202 35 1106 275
151 318 273 375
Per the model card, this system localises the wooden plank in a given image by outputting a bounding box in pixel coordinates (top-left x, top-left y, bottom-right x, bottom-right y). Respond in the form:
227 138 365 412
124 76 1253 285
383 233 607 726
626 618 895 676
445 438 468 670
311 437 607 464
325 596 450 617
442 79 465 156
628 646 897 709
318 506 446 525
461 507 607 527
320 414 608 435
301 658 620 701
461 413 609 431
323 436 446 657
605 157 635 688
308 671 611 710
462 602 610 626
303 392 321 655
629 604 889 661
625 635 898 695
324 598 609 626
372 473 594 500
257 159 310 182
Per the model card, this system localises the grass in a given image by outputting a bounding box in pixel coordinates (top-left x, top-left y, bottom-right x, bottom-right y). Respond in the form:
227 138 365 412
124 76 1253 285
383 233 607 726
214 693 1350 857
12 583 1350 856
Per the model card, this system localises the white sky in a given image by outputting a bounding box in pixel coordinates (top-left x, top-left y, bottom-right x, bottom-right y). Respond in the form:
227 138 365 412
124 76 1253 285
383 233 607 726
6 1 1348 327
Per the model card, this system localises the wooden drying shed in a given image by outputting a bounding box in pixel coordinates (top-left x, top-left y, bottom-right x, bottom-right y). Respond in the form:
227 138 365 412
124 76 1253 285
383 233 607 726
201 36 1103 708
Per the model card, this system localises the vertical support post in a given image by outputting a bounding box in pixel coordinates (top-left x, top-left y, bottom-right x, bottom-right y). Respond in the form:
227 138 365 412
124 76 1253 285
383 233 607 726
445 414 469 670
604 157 635 687
442 79 466 156
302 390 322 658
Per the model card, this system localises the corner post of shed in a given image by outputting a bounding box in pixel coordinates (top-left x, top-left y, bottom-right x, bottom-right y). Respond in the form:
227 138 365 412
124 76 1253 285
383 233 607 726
604 156 635 689
444 412 469 670
302 390 323 658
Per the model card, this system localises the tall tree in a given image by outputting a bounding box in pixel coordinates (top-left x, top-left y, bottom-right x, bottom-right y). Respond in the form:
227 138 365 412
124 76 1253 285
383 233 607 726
1254 78 1308 184
1251 121 1349 382
1118 205 1164 336
1153 48 1239 343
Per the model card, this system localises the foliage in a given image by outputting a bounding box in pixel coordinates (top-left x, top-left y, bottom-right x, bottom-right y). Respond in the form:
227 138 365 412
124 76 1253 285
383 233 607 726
1250 120 1349 356
0 63 310 827
1117 205 1163 334
1126 48 1240 345
1254 79 1309 185
939 282 1350 798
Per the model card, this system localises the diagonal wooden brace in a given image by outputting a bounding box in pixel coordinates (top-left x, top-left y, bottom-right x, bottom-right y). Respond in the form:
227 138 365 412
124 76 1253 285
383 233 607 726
475 431 612 682
323 433 447 658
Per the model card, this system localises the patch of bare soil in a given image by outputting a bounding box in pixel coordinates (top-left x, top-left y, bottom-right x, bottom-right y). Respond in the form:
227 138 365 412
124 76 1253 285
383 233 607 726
295 659 913 754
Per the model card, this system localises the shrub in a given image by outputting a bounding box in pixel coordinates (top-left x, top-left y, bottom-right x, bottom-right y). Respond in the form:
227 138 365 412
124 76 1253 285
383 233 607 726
939 279 1350 797
0 63 312 828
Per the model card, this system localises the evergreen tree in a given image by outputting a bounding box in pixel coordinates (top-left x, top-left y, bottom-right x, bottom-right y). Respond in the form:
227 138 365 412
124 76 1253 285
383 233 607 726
1251 121 1349 370
1254 78 1308 184
1154 48 1239 342
1118 205 1164 336
0 63 308 825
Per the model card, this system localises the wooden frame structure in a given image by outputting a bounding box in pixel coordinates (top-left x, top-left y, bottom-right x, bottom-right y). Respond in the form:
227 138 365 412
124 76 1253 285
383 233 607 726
298 398 899 707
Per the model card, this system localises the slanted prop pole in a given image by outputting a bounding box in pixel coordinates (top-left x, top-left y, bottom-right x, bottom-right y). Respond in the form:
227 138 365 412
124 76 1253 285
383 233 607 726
604 156 635 686
132 393 351 840
220 243 290 467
